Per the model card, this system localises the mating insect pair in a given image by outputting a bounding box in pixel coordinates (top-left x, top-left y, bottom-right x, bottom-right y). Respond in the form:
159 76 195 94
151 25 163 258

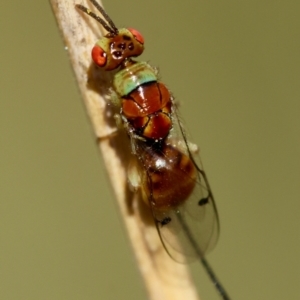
76 1 230 299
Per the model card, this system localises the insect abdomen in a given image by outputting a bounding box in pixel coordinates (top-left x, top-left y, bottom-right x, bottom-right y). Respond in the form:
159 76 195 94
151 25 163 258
141 144 197 211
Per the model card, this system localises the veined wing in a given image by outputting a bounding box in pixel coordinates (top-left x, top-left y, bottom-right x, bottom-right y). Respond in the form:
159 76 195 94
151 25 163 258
134 107 219 262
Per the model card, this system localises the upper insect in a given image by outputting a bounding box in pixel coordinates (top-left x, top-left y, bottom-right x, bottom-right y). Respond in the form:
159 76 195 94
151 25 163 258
76 0 219 262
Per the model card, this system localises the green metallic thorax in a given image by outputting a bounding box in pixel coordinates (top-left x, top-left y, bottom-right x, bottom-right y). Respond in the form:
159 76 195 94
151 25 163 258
113 62 157 97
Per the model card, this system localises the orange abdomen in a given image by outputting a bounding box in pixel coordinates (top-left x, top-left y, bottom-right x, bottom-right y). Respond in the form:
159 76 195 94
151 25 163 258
141 144 197 211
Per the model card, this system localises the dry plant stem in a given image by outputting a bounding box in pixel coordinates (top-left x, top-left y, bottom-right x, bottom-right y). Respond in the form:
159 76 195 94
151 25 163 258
49 1 199 299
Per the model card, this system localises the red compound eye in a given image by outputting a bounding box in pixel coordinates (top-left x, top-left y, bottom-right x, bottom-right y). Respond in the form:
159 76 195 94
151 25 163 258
128 28 144 45
92 45 107 67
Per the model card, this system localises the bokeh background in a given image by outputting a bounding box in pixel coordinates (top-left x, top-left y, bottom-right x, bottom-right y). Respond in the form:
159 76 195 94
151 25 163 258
1 0 299 299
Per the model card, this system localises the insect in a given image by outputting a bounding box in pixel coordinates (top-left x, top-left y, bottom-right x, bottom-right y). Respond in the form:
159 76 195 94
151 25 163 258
76 1 230 299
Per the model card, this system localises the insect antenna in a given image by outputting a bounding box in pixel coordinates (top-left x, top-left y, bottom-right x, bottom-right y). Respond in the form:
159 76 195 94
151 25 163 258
176 213 231 300
76 0 118 35
200 256 231 300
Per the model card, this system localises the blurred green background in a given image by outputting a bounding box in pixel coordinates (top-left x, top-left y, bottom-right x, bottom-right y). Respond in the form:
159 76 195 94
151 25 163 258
1 0 299 299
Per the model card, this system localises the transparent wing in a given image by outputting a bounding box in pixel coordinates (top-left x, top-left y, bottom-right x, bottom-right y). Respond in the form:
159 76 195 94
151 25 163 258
135 104 219 263
153 167 219 263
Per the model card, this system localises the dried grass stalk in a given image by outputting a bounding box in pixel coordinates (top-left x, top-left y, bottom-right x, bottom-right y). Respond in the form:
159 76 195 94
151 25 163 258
49 1 199 299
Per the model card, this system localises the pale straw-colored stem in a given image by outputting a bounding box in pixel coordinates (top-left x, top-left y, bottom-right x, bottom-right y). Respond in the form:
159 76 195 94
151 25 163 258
49 1 199 299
